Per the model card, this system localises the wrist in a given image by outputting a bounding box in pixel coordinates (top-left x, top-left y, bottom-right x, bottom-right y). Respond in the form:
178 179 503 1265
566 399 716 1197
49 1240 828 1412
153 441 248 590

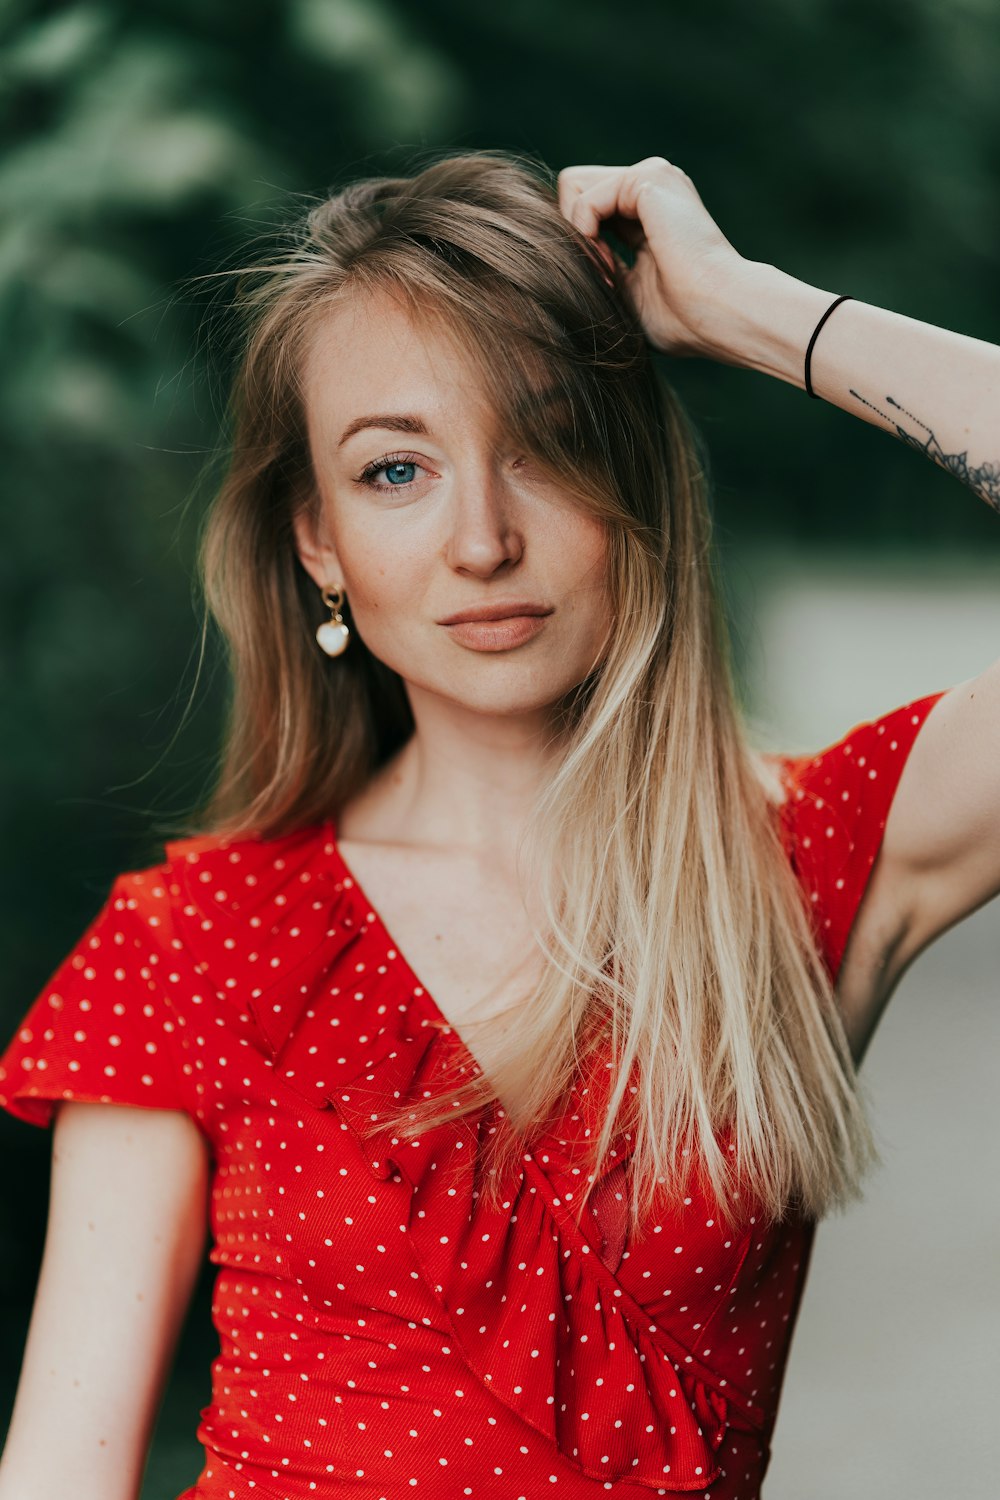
694 259 844 389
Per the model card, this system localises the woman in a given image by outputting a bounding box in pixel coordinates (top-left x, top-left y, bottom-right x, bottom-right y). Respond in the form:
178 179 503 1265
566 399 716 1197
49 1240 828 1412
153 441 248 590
0 150 996 1500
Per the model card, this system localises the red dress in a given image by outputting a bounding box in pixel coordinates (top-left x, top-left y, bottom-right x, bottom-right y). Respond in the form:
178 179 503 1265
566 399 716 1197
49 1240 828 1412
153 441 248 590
0 689 946 1499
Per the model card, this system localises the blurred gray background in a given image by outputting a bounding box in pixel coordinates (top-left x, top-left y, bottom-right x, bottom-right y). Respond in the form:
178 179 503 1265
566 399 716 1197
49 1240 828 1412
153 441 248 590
0 2 997 1495
740 553 1000 1496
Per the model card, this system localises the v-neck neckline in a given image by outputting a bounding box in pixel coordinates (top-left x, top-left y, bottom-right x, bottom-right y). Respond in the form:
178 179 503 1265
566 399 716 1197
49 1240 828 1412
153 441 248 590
321 816 515 1107
319 817 630 1167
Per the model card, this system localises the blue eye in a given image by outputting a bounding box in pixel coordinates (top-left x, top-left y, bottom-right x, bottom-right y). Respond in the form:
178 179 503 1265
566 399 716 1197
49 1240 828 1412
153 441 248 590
356 453 424 493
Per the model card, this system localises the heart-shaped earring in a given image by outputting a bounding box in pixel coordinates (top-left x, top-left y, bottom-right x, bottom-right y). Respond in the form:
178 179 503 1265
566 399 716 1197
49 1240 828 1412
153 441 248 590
316 585 351 657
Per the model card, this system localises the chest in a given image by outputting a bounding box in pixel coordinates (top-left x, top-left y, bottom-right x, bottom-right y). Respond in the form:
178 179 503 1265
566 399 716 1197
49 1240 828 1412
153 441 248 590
336 838 548 1111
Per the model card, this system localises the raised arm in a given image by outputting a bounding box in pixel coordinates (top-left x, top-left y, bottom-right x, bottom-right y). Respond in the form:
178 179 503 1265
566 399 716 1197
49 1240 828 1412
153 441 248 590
690 225 1000 978
0 1102 210 1500
696 260 1000 516
559 154 1000 516
559 155 1000 990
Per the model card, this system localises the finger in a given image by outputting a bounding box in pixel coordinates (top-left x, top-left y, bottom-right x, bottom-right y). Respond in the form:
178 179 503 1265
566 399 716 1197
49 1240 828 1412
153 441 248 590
556 164 624 221
566 156 674 237
569 174 634 239
594 239 621 280
588 240 616 289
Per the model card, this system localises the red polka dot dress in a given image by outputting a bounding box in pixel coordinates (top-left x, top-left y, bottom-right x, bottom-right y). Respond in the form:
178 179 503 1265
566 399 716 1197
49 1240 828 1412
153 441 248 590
0 689 947 1499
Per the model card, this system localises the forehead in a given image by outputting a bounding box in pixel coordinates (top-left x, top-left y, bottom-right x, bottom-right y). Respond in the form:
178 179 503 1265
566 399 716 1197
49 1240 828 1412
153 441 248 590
300 288 495 431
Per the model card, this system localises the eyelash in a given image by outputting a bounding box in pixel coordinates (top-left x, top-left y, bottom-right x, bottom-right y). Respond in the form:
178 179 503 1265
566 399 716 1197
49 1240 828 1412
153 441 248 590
355 451 427 493
354 450 533 494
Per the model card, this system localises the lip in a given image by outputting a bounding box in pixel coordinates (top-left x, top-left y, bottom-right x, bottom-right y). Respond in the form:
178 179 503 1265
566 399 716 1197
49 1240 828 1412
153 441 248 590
442 614 551 651
437 600 553 625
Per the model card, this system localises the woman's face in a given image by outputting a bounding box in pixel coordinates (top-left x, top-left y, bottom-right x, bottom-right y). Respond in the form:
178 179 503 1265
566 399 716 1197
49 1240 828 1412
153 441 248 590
293 289 612 723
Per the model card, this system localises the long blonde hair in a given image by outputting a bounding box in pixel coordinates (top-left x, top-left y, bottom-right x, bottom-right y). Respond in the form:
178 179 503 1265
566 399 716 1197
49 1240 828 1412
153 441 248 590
169 148 878 1236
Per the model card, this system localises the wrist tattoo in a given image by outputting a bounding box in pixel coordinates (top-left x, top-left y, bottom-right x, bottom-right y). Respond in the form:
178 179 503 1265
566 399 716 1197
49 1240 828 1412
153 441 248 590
849 388 1000 515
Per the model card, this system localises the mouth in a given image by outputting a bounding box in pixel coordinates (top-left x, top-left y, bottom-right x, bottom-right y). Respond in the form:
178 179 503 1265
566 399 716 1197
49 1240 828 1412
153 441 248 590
437 601 553 625
440 612 552 652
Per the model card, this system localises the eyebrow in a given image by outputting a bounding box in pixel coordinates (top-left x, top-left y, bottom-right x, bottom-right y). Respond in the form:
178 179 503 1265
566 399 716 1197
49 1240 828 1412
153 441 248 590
337 413 430 448
336 388 570 451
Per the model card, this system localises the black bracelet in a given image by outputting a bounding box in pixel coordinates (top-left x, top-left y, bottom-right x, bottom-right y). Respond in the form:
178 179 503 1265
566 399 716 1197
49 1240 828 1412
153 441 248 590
805 294 853 398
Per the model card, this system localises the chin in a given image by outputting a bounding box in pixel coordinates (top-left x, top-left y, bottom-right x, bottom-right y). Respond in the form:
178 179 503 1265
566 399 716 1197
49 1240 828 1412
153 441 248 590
365 638 597 718
424 663 589 719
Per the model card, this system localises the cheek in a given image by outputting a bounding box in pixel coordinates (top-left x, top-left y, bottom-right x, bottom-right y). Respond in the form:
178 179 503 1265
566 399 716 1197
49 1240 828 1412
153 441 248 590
559 520 610 603
336 526 413 617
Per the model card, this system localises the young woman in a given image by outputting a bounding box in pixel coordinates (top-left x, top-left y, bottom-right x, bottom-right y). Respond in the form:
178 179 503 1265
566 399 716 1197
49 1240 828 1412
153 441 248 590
0 150 996 1500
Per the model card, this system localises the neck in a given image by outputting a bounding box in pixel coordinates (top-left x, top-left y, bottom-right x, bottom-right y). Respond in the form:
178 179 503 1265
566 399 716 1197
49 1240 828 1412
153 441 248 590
340 685 567 866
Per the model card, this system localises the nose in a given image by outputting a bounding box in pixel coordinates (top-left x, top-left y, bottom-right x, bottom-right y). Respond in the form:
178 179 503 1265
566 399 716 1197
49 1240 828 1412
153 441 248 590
444 462 525 577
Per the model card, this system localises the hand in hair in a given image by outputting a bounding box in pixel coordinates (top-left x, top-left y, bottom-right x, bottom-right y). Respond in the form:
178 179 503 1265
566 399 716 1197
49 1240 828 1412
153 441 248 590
557 156 751 358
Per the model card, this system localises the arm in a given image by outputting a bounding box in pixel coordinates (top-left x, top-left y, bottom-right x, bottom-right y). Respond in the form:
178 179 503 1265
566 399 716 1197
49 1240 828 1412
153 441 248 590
693 263 1000 964
561 156 1000 515
0 1103 210 1500
833 662 1000 1066
696 258 1000 515
559 156 1000 971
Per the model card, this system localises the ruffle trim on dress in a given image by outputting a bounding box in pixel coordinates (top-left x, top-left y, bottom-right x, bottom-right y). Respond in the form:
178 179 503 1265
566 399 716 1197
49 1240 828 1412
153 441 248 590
163 823 769 1492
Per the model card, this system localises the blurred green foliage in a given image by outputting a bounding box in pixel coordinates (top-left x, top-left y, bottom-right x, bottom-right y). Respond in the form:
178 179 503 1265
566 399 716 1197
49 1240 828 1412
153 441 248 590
1 0 998 1487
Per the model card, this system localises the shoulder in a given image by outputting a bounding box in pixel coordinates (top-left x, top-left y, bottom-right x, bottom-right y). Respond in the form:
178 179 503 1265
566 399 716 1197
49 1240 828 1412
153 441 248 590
138 820 334 912
0 820 345 1130
93 820 339 982
774 690 947 832
158 819 331 878
141 820 349 1009
766 689 948 981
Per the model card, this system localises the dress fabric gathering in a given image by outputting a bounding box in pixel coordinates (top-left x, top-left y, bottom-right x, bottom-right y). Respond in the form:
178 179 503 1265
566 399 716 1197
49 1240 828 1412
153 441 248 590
0 690 947 1499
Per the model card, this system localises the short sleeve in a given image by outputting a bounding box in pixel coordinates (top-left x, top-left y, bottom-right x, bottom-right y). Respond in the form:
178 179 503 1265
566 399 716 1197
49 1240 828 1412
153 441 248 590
0 865 192 1128
778 688 949 982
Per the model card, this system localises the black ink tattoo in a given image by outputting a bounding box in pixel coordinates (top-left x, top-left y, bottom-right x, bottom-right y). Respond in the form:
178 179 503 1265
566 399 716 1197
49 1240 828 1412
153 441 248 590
849 388 1000 516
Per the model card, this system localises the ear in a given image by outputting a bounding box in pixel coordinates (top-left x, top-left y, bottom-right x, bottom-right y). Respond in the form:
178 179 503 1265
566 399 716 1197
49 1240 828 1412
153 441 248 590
290 495 344 593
